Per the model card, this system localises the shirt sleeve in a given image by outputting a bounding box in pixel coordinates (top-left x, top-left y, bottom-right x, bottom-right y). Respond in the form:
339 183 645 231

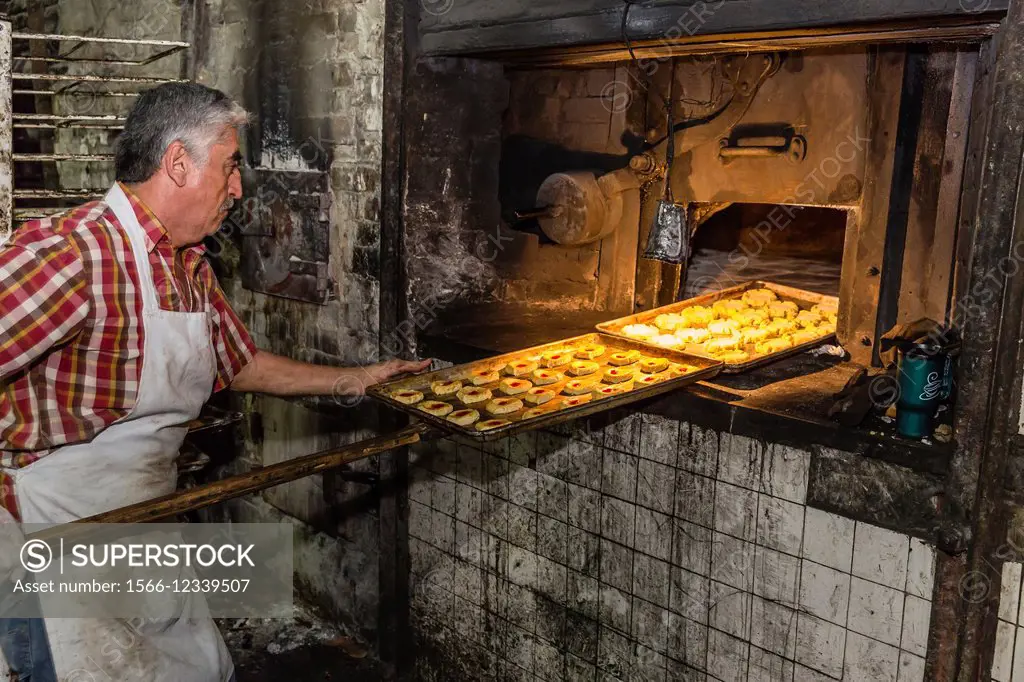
0 238 89 381
200 262 258 391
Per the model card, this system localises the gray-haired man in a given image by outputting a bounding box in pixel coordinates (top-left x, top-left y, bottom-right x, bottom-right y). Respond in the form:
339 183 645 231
0 83 428 681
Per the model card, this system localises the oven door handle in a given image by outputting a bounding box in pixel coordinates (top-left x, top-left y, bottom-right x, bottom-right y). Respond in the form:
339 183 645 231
718 133 807 164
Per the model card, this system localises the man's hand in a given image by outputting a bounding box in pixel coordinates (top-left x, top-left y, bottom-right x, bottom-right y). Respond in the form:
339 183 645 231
333 358 433 397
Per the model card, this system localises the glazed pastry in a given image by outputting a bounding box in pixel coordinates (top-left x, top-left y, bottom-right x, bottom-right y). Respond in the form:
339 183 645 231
795 310 821 328
531 369 564 386
569 360 600 376
791 329 821 345
469 368 500 386
562 394 593 407
811 302 838 317
704 335 743 354
718 351 751 363
524 387 556 405
667 364 696 377
674 327 710 345
680 306 715 327
818 321 837 334
506 359 539 377
712 299 748 318
430 379 462 396
741 288 778 307
391 389 424 405
622 323 659 340
766 318 797 336
457 387 492 405
650 334 683 349
708 319 739 337
593 382 633 399
734 309 769 327
603 366 636 383
739 326 770 344
767 301 799 319
607 350 641 366
755 337 793 355
574 344 606 360
562 378 598 395
638 373 667 385
446 409 480 426
654 313 685 332
522 406 555 419
639 357 670 374
500 378 533 395
418 401 454 417
541 349 573 368
476 419 510 432
486 397 524 415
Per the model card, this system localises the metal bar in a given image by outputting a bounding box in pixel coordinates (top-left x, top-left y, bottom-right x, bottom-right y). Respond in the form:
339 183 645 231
140 45 188 66
15 54 182 67
13 122 123 130
14 188 105 198
12 32 190 49
11 73 185 84
13 89 139 97
13 209 70 220
0 20 12 242
13 113 124 122
13 153 114 161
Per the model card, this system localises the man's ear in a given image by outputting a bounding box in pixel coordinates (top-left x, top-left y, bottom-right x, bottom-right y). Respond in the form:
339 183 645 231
162 140 190 188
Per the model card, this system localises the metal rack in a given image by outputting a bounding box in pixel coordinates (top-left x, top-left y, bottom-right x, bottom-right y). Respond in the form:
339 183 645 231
0 25 190 237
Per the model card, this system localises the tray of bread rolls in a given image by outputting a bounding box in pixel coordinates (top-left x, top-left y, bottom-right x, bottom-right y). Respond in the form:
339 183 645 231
595 281 839 373
367 333 723 441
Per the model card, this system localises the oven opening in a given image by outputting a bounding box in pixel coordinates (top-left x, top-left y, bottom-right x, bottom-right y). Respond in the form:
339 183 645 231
682 202 848 300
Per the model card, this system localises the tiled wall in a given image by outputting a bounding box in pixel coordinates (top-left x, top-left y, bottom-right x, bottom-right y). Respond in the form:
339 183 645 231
993 562 1024 680
408 411 938 681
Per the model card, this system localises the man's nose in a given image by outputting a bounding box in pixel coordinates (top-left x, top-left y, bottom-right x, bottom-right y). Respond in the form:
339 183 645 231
229 168 243 199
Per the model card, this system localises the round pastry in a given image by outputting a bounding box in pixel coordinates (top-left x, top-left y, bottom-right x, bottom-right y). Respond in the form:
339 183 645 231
718 351 751 363
562 394 593 407
766 318 797 336
654 313 685 332
574 344 606 360
506 360 539 377
457 387 493 405
486 397 524 415
791 329 821 345
569 360 600 376
541 349 573 368
681 306 715 327
826 313 838 325
667 364 696 377
712 299 749 318
755 337 793 355
638 373 667 385
739 326 770 344
639 357 670 374
767 301 799 319
650 334 683 349
418 401 454 417
708 319 740 337
446 409 480 426
476 418 510 432
735 309 769 327
741 288 778 307
469 368 500 386
563 378 598 395
811 302 838 317
391 389 424 405
500 378 533 395
430 379 463 396
818 321 837 334
524 387 555 405
603 366 636 383
795 310 821 328
531 369 564 386
607 350 641 366
522 406 555 419
593 382 632 399
675 327 710 345
622 323 659 340
704 335 743 354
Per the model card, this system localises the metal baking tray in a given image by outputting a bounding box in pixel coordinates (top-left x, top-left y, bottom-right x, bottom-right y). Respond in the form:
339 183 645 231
596 281 839 373
367 333 722 441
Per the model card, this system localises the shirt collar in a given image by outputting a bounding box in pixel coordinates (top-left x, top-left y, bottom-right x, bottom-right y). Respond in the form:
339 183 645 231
116 182 207 257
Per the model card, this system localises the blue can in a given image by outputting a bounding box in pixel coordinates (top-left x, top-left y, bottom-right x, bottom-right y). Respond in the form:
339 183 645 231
896 345 947 439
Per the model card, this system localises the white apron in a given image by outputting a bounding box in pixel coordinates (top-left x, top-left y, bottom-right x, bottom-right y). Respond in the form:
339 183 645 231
0 184 233 681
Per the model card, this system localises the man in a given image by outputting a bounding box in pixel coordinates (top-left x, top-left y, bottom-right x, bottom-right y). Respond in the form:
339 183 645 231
0 83 429 681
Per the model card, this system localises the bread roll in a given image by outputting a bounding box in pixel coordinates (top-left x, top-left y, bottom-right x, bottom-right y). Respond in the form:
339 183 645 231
486 397 524 415
607 350 640 366
569 360 600 377
457 387 492 405
391 389 424 405
430 379 463 396
531 369 564 386
476 419 510 432
446 409 480 426
574 344 606 360
418 401 454 417
524 387 555 405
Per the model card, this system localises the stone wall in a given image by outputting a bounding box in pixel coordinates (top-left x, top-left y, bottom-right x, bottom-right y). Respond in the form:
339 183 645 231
408 410 937 681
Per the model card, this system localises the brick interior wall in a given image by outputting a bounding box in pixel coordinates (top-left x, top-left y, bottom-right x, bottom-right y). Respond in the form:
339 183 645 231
408 410 937 681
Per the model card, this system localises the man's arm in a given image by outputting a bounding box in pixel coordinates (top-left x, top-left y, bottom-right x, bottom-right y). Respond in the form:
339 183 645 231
230 350 431 396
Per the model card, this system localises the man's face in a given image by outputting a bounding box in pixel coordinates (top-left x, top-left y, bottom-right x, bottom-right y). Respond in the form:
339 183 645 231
178 127 243 247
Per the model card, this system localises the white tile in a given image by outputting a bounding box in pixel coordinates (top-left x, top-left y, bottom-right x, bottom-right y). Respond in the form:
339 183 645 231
1014 624 1024 682
852 522 910 590
753 546 801 604
799 560 851 626
760 443 810 504
898 651 926 682
756 494 804 557
665 611 708 670
906 538 936 600
993 620 1015 682
795 612 846 678
844 631 899 682
748 645 794 682
750 595 798 660
794 664 838 682
802 508 854 573
709 580 752 641
1002 562 1024 623
711 532 755 592
670 565 711 624
718 432 765 491
708 628 750 682
848 576 905 647
901 594 931 658
714 482 758 542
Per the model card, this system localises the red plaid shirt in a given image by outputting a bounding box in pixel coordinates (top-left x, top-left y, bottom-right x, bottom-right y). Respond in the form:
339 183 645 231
0 183 257 518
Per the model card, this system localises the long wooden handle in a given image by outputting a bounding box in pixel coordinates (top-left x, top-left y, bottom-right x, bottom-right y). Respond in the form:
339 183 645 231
27 422 438 539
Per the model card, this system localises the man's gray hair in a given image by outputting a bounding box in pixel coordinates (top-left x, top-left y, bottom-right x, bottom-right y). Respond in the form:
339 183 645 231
114 82 249 183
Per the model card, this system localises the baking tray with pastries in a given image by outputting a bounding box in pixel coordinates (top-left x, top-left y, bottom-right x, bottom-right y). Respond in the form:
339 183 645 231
596 281 839 373
367 333 723 441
